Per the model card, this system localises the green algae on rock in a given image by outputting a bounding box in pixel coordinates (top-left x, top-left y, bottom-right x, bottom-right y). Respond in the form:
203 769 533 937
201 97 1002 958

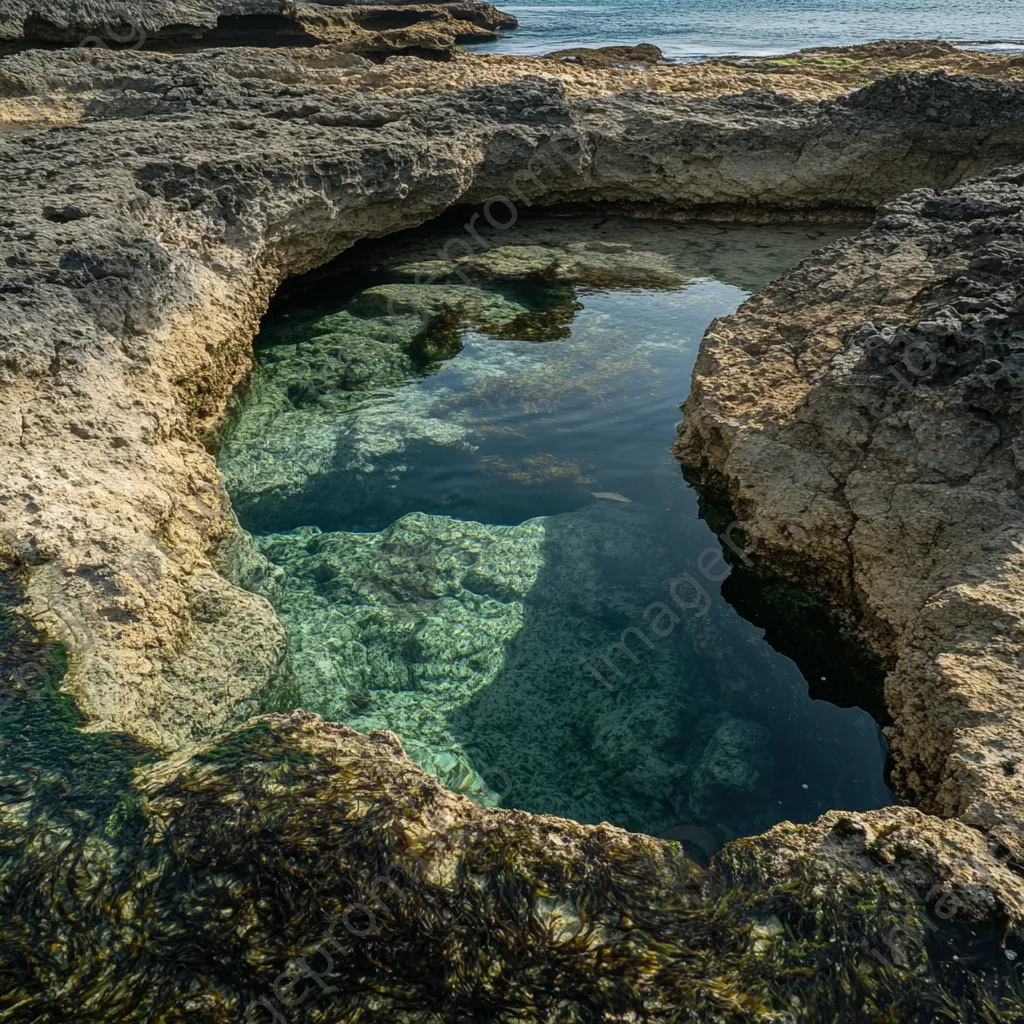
231 511 547 805
3 706 1023 1023
219 216 854 536
0 570 155 826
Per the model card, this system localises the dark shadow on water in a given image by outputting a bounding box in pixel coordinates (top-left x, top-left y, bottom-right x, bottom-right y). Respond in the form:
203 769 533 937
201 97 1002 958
267 205 854 312
285 439 593 535
0 570 155 829
448 483 896 844
685 468 892 726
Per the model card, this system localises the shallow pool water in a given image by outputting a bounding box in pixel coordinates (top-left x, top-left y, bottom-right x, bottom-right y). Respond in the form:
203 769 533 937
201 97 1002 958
219 213 895 843
0 572 154 828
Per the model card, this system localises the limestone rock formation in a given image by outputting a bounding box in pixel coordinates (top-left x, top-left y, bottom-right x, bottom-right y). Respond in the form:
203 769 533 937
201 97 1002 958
546 43 666 68
0 50 1016 750
0 0 517 59
678 162 1024 845
4 37 1024 1019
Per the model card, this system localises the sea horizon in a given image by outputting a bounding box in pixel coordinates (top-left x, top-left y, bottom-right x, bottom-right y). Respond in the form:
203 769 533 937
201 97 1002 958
469 0 1024 59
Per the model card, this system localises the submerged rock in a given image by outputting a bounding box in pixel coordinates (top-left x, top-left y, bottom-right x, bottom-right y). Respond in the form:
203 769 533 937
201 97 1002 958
689 716 773 822
226 496 889 838
220 217 846 536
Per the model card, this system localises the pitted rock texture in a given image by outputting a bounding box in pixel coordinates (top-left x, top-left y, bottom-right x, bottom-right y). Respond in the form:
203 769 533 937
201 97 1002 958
6 40 1024 128
677 164 1024 842
0 0 517 59
2 41 1024 1018
3 47 1024 749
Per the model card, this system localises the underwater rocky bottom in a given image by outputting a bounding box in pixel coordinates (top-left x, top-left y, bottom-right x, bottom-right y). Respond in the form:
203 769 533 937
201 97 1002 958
218 213 896 844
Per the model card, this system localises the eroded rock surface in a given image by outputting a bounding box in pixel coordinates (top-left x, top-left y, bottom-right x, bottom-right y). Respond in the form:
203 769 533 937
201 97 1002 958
3 40 1024 1019
546 43 666 68
3 48 1023 750
6 39 1024 128
0 0 517 60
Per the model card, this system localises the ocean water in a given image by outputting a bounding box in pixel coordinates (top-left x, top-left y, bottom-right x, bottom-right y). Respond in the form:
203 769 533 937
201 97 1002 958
469 0 1023 58
220 213 896 843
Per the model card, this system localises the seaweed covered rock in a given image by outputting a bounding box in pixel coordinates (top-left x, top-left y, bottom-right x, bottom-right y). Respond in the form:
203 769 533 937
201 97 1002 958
2 697 1023 1022
0 553 1020 1021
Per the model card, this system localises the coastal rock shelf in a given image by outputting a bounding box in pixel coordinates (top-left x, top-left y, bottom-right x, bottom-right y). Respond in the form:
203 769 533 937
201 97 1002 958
0 0 518 60
677 166 1024 837
3 34 1024 1020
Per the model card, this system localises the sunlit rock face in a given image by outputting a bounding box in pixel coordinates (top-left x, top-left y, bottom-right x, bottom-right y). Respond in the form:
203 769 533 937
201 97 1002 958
219 215 893 841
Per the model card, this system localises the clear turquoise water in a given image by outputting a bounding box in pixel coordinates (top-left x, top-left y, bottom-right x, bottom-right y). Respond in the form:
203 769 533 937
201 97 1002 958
220 215 895 843
470 0 1023 58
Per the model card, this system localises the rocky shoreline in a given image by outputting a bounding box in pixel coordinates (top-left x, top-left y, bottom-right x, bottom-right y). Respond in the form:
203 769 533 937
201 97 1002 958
2 17 1024 1020
0 0 518 60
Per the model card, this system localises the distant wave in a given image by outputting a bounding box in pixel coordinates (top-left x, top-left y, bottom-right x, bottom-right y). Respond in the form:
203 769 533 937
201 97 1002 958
470 0 1022 59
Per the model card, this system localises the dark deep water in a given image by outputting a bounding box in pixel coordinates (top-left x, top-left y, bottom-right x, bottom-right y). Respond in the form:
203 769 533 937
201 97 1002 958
219 213 896 844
